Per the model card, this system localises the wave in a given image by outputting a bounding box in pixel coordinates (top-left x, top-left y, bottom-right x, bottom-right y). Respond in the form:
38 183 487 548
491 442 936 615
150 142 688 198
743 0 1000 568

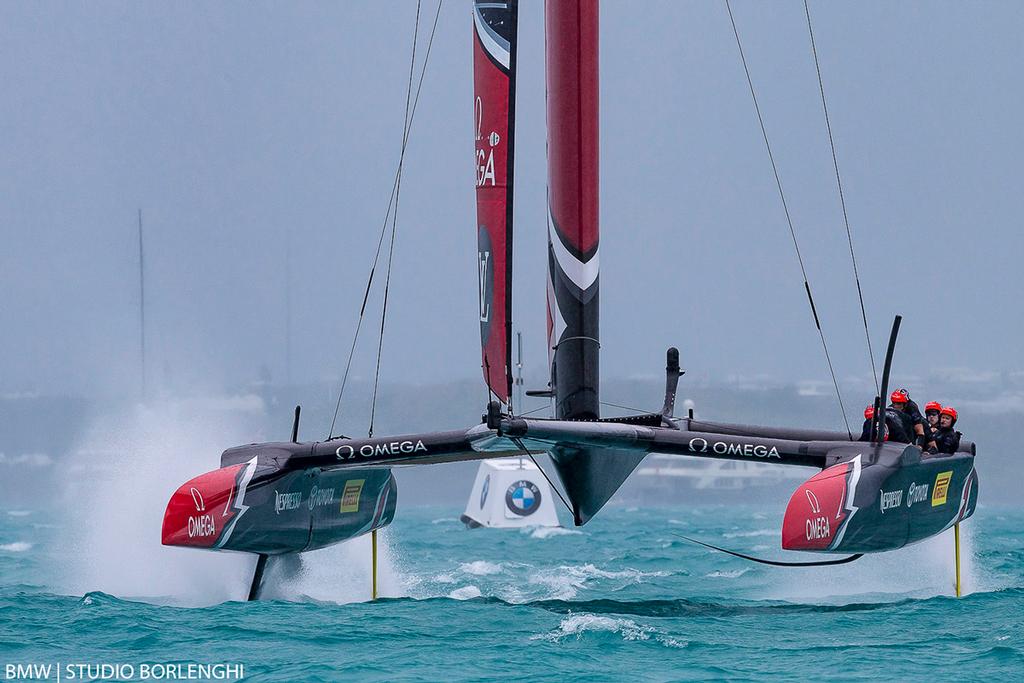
0 542 32 552
529 564 671 600
6 510 32 517
722 529 778 539
530 614 688 649
458 560 504 576
525 526 582 540
377 586 1024 618
705 568 750 579
448 585 482 600
531 614 656 644
430 517 457 525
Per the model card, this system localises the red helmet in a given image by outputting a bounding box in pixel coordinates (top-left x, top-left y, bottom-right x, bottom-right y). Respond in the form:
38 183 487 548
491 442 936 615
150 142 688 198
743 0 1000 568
864 405 875 420
890 390 909 404
941 406 958 421
925 401 942 414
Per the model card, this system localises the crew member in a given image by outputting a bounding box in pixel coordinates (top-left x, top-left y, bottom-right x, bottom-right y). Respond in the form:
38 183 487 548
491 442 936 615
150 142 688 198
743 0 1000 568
924 401 942 436
893 388 937 451
933 405 962 455
860 405 880 441
885 391 916 444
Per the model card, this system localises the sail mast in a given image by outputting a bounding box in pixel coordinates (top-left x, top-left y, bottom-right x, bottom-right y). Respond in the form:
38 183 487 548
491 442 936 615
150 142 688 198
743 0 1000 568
545 0 600 420
473 0 518 408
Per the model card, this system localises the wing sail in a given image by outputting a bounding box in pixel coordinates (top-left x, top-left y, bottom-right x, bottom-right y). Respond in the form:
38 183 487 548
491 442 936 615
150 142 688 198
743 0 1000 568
473 0 518 405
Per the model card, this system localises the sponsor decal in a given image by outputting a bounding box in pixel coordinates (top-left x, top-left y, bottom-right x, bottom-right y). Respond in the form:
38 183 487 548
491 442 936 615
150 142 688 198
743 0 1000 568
804 487 830 541
474 98 497 187
307 486 335 510
187 484 215 538
505 480 541 517
688 437 781 459
478 249 491 322
932 471 953 507
806 515 831 541
336 439 428 460
340 480 364 513
907 481 929 508
188 514 215 538
274 490 302 515
805 490 821 515
480 474 490 509
879 488 903 514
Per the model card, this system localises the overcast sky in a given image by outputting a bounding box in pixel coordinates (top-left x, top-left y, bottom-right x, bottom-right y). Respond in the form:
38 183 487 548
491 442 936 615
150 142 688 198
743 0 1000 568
2 1 1022 399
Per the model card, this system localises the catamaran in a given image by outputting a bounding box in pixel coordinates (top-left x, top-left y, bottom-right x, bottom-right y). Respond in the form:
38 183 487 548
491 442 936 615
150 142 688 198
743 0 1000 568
161 0 979 600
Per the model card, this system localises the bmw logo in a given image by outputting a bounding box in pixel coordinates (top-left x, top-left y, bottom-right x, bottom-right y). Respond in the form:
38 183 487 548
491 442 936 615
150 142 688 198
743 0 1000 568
505 480 541 516
480 474 490 509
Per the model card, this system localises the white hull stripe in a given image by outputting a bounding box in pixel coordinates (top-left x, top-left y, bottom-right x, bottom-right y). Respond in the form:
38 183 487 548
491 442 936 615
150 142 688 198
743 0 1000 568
548 208 599 291
215 456 258 549
829 453 862 550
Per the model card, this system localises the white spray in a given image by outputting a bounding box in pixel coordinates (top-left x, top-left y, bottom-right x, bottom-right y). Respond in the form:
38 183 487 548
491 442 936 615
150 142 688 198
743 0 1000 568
768 521 988 603
56 397 408 606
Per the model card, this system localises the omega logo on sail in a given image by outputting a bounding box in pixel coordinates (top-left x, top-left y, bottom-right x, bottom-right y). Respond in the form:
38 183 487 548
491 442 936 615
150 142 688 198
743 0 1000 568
474 97 496 187
336 440 428 460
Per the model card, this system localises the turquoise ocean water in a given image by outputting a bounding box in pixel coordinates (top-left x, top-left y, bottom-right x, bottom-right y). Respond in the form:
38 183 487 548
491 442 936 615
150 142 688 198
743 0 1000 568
1 504 1022 681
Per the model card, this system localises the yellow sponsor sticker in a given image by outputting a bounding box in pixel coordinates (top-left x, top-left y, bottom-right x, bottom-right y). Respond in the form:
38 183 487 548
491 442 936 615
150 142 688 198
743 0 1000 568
931 471 952 507
340 479 365 513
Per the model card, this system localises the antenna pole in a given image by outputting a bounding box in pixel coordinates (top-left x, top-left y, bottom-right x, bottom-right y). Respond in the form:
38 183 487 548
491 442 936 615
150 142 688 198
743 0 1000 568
138 208 146 400
291 405 301 443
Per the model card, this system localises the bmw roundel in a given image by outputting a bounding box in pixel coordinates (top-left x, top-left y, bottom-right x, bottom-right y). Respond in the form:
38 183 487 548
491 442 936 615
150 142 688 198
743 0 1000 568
480 474 490 509
505 480 541 516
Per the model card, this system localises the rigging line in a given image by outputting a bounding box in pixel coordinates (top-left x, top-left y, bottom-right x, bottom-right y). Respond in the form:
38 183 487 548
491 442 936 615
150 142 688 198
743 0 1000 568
600 400 651 415
511 436 574 517
369 0 423 438
724 0 852 439
328 0 443 438
803 0 878 394
518 404 550 417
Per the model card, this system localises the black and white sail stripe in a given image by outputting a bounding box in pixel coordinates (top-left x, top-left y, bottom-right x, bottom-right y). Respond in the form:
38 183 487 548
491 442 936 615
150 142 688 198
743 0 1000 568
474 2 513 71
548 207 600 292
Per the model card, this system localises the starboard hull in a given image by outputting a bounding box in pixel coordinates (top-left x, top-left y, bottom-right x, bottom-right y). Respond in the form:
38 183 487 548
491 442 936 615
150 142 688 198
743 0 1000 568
783 448 978 553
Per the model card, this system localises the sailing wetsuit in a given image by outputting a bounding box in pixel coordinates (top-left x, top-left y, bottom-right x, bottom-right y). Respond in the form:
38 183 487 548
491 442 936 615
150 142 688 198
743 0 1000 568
904 399 933 447
933 427 962 455
884 407 914 444
860 414 907 443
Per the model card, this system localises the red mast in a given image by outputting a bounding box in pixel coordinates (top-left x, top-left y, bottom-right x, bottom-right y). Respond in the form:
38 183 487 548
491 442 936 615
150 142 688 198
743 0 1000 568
546 0 600 420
